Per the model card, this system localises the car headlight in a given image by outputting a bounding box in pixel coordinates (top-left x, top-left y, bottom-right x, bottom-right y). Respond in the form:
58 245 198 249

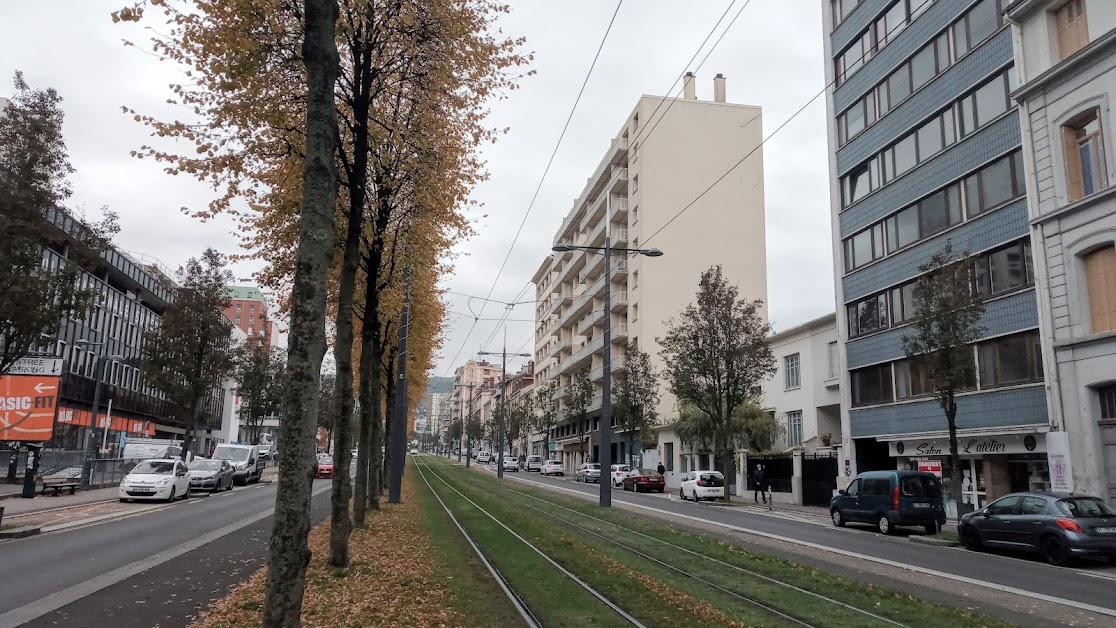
158 478 172 486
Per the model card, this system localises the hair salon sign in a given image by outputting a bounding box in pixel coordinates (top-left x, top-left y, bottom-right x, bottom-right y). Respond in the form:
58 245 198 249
888 433 1045 457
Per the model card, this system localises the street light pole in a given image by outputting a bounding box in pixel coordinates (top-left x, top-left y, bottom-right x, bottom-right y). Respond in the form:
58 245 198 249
388 266 411 504
551 241 661 509
479 331 531 479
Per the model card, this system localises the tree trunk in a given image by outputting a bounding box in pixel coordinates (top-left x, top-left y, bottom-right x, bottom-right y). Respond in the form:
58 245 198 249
382 349 395 490
946 397 965 522
369 328 384 509
353 291 379 524
180 397 202 461
261 0 339 624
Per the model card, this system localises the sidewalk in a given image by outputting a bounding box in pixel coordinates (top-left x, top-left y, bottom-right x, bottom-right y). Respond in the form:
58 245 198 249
0 486 120 517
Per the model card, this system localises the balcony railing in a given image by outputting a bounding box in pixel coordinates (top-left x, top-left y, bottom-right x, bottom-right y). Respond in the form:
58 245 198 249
612 228 628 244
610 292 628 311
576 309 604 335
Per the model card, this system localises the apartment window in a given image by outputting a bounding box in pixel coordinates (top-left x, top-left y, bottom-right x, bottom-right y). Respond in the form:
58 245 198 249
633 112 639 129
831 0 862 27
248 327 254 335
895 358 933 399
632 175 639 192
250 304 256 312
851 364 893 406
784 354 801 389
847 293 888 337
965 152 1026 216
664 442 674 471
974 239 1033 297
632 206 638 224
1084 244 1116 333
236 304 241 312
1099 384 1116 420
979 331 1043 388
1056 0 1089 60
632 304 638 321
954 0 1001 57
632 270 639 289
787 411 804 446
827 342 840 378
1063 108 1107 201
843 222 885 271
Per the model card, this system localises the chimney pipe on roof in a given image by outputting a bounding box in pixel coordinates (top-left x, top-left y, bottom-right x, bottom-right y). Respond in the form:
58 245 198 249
713 73 726 103
683 72 696 100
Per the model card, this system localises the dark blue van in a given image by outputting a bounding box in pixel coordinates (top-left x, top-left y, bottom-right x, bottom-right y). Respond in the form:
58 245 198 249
830 470 947 535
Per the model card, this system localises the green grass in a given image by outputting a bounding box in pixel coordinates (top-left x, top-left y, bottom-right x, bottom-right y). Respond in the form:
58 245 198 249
423 455 1018 628
414 466 527 627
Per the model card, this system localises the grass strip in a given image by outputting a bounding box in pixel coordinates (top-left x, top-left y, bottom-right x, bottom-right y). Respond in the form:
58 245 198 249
427 455 1017 628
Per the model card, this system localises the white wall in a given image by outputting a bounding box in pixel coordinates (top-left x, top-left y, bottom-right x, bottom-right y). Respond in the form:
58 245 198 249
761 315 841 451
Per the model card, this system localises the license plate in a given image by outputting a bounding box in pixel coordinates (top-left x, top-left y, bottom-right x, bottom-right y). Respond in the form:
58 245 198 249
914 502 930 508
1095 527 1116 534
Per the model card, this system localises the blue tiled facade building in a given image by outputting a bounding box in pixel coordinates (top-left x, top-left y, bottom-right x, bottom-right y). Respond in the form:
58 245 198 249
824 0 1054 510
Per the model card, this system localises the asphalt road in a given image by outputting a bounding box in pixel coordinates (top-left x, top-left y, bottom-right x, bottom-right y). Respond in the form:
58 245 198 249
494 465 1116 617
0 478 334 628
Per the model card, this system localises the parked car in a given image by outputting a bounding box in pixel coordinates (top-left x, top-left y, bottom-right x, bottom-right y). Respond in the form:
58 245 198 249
471 450 480 460
622 469 666 493
575 463 601 483
188 458 234 492
119 459 191 502
212 444 266 485
830 470 946 535
609 464 633 487
958 492 1116 566
680 470 726 502
477 451 492 464
541 460 564 476
526 455 544 472
502 456 519 472
315 455 334 479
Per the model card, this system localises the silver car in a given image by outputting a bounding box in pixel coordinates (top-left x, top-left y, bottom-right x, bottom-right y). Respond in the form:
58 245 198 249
575 463 601 483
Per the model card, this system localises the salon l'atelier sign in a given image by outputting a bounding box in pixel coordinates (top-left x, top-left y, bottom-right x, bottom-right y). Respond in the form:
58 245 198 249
888 434 1044 457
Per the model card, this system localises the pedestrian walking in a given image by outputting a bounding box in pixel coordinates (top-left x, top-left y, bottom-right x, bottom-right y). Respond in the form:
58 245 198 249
752 464 768 504
656 462 666 476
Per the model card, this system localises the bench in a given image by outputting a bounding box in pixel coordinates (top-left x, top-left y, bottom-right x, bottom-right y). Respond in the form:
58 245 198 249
41 476 80 496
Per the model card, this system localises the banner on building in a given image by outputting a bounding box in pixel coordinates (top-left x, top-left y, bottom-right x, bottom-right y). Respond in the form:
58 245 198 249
1045 431 1074 493
0 374 61 442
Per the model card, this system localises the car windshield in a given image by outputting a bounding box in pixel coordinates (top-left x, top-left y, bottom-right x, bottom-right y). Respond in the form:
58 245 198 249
189 460 222 471
614 465 631 472
1057 497 1116 518
213 447 250 461
699 472 724 486
640 469 658 475
319 457 333 465
587 464 600 470
547 460 560 465
131 461 175 475
900 475 941 498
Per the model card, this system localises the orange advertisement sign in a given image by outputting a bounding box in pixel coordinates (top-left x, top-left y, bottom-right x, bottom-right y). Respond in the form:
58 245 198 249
0 374 61 442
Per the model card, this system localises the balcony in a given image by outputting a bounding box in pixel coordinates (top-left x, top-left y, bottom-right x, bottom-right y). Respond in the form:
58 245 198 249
561 276 605 327
610 292 628 312
612 228 628 245
609 322 628 341
558 336 602 375
611 197 629 219
578 252 602 283
588 355 625 382
545 288 571 317
548 336 570 358
611 260 628 276
576 309 604 335
609 166 629 193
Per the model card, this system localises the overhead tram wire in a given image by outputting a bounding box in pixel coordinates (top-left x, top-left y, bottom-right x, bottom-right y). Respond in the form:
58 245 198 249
469 0 625 331
642 4 927 249
478 279 536 353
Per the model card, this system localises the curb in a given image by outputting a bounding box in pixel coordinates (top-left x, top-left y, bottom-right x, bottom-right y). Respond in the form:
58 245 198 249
910 535 960 547
0 525 42 539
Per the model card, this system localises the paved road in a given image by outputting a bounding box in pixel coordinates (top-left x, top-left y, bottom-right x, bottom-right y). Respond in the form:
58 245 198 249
480 464 1116 618
0 478 333 628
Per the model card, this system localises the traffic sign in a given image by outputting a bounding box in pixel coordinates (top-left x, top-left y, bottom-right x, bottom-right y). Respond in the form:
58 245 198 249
8 357 64 377
0 374 62 442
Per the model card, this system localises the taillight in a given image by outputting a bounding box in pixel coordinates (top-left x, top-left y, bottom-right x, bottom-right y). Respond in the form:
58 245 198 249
1056 518 1084 533
893 485 900 512
697 479 706 487
638 477 646 483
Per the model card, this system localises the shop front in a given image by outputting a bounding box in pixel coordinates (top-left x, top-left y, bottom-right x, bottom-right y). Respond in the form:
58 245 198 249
886 432 1049 518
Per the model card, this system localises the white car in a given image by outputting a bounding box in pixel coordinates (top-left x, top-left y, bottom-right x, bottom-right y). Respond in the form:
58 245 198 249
540 460 564 476
119 458 191 502
526 455 544 472
609 464 633 487
477 451 492 464
679 470 726 502
575 463 601 483
502 456 519 471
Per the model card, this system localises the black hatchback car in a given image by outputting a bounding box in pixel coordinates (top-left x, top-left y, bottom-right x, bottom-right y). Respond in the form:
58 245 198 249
830 470 947 535
958 492 1116 566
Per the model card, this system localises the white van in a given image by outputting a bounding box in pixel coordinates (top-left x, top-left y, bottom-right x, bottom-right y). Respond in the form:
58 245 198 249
212 444 264 485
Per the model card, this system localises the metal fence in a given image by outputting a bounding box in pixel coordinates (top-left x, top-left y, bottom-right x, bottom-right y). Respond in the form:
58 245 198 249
746 454 793 494
2 449 87 482
86 458 145 486
802 452 839 507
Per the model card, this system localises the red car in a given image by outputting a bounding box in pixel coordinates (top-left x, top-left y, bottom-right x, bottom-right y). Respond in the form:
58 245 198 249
315 455 334 479
621 469 666 493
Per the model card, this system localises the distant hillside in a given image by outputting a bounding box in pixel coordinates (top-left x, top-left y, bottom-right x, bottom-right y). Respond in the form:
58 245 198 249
425 376 454 395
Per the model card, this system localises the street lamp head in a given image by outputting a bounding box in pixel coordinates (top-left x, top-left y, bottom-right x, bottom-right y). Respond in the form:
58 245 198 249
640 248 664 258
552 244 576 253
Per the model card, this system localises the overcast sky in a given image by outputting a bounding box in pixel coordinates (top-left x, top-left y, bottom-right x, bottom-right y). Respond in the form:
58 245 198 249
1 0 835 378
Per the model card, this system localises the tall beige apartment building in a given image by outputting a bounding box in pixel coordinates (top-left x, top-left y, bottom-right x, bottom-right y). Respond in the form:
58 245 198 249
531 74 767 469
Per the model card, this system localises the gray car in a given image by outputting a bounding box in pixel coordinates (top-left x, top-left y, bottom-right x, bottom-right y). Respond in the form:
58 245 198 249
188 458 235 492
959 492 1116 566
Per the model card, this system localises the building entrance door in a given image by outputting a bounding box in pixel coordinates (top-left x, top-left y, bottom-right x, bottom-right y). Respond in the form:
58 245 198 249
1102 424 1116 502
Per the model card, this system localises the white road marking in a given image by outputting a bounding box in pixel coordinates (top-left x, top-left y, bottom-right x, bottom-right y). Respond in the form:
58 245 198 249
501 472 1116 618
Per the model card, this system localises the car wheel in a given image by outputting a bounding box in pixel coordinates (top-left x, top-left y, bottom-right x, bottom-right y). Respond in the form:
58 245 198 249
1042 536 1072 567
831 508 845 527
657 488 664 493
877 514 892 535
679 488 686 500
692 490 700 502
923 521 940 536
119 498 129 503
960 525 982 552
166 487 176 503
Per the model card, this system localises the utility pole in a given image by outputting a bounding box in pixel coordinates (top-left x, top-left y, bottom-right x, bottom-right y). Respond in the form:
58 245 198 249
465 383 475 468
388 266 410 504
479 328 531 479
